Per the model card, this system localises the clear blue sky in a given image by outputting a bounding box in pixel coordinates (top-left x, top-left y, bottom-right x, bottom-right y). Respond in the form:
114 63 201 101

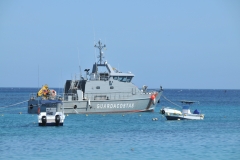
0 0 239 89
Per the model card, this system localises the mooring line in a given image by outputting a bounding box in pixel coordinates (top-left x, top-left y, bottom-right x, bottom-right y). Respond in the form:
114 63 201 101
0 106 26 113
73 109 79 114
162 95 182 108
0 100 28 109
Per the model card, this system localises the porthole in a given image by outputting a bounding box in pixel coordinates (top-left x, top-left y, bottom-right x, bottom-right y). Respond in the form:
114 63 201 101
29 104 33 109
74 105 77 109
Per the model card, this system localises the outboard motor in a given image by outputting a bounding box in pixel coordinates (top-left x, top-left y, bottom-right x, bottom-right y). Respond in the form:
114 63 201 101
42 116 47 126
55 115 60 126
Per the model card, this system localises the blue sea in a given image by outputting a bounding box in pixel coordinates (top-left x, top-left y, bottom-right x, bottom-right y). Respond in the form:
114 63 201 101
0 88 240 160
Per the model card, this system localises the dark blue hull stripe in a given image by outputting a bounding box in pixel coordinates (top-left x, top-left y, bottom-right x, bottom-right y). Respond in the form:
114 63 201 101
39 123 63 126
165 116 188 120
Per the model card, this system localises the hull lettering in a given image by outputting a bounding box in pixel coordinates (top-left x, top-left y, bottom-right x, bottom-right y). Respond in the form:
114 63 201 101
97 103 134 109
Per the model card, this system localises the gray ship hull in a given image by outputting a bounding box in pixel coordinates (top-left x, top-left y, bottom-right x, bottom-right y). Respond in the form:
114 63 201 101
28 92 162 114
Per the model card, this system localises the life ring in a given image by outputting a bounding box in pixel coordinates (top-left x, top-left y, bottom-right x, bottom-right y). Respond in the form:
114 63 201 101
37 107 40 114
51 90 56 97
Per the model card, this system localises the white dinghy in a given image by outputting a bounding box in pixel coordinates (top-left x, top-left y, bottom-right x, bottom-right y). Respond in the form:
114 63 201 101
160 100 204 120
38 102 65 126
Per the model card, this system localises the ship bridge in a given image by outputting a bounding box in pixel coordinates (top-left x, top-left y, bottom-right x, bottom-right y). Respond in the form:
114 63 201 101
89 40 134 82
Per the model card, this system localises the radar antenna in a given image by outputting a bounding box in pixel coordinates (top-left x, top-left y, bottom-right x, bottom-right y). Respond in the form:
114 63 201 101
94 40 106 65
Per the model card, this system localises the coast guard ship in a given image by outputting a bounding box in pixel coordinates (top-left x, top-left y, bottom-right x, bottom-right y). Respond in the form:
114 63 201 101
28 41 163 114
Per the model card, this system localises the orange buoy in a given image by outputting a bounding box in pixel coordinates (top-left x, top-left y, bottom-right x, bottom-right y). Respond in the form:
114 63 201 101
151 94 156 105
150 95 155 100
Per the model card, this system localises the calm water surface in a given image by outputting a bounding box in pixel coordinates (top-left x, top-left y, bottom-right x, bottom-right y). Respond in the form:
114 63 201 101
0 88 240 159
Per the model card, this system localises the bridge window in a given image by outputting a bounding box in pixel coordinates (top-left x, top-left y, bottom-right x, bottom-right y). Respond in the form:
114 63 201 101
118 76 127 82
126 76 132 82
112 76 133 82
96 86 100 89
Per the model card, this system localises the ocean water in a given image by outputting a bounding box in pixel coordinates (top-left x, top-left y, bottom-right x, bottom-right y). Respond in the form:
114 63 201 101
0 88 240 160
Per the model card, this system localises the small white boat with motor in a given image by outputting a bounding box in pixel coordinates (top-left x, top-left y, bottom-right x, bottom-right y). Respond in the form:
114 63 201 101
160 100 204 120
38 107 65 126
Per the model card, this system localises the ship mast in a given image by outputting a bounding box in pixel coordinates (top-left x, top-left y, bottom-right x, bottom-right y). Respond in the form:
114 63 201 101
94 40 106 65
